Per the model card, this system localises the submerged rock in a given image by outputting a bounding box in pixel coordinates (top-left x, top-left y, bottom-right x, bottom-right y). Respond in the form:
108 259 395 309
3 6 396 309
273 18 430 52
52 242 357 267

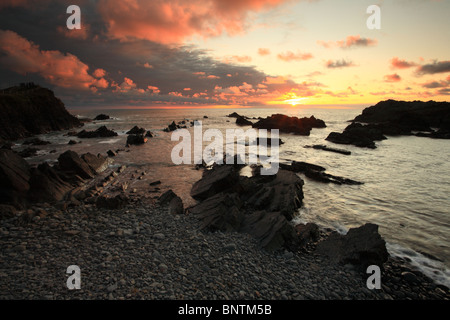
93 114 110 121
126 134 148 146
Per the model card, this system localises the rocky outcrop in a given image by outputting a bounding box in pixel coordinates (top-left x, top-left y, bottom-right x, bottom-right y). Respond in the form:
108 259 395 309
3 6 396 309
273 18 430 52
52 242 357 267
316 223 389 270
326 122 386 149
236 115 253 126
0 84 82 141
252 114 326 136
327 100 450 148
93 114 110 121
22 138 51 146
188 165 305 251
126 126 146 135
77 126 118 138
126 134 148 146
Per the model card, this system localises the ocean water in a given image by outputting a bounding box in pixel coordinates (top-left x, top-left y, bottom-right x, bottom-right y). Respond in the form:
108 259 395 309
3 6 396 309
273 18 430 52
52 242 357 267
18 106 450 288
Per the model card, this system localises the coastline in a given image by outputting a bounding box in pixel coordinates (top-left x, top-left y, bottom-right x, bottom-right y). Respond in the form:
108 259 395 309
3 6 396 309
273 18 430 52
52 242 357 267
0 185 448 300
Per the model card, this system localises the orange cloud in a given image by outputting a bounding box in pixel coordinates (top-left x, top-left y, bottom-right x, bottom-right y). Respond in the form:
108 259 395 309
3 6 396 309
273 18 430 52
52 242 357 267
277 51 313 62
318 35 377 49
384 73 402 82
258 48 271 56
97 0 291 44
325 59 355 69
390 57 417 69
0 29 108 90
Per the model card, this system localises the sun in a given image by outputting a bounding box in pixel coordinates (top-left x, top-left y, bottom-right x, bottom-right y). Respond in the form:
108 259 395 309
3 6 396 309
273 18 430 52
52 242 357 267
284 97 307 107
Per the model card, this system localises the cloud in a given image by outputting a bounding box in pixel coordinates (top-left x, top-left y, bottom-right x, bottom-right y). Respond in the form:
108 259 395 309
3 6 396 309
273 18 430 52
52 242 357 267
258 48 271 56
97 0 292 44
416 60 450 74
277 50 313 62
384 73 402 82
390 57 417 69
325 59 355 69
318 35 377 49
0 29 108 90
223 55 252 63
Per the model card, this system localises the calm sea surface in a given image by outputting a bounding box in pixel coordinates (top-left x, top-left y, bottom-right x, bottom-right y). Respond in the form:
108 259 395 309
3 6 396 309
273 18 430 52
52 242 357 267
21 106 450 288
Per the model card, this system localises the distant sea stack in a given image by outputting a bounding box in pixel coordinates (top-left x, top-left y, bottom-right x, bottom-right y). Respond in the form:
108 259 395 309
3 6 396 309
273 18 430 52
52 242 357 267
0 83 81 140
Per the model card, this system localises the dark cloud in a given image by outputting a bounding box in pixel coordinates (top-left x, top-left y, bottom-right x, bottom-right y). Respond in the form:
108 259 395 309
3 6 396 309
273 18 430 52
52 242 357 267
416 60 450 74
325 59 355 69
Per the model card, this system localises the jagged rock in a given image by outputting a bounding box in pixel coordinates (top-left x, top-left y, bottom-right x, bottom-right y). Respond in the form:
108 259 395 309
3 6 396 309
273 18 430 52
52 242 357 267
252 114 326 136
236 115 253 126
295 223 320 248
190 165 240 200
77 126 118 138
107 150 116 157
188 192 244 232
163 121 178 132
158 189 177 205
240 210 298 252
226 112 242 118
316 223 389 270
243 170 304 221
81 153 110 174
168 195 184 215
68 140 78 145
326 123 386 149
93 114 110 121
126 134 147 146
126 126 146 135
28 162 73 203
145 131 153 138
57 150 95 179
0 149 30 206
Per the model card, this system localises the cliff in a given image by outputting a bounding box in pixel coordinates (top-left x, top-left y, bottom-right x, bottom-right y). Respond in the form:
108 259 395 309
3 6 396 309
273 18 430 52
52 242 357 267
0 83 81 140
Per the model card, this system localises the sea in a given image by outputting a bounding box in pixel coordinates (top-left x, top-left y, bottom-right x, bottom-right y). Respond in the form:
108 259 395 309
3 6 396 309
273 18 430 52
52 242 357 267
17 106 450 288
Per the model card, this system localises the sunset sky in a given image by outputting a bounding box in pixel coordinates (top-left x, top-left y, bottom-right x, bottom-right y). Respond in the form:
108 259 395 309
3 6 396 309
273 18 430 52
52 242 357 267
0 0 449 108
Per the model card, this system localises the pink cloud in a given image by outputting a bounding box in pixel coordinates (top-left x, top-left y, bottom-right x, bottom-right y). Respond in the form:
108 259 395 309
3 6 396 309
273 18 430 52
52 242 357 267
384 73 402 82
390 57 417 69
97 0 291 44
0 29 108 90
277 51 313 62
258 48 271 56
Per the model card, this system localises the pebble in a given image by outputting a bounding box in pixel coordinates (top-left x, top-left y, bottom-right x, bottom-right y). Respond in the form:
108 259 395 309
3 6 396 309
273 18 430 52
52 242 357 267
0 197 448 301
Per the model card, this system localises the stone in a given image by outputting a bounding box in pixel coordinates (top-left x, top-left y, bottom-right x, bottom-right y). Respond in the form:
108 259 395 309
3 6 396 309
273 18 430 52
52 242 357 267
126 134 147 146
316 223 389 270
252 114 326 136
57 150 96 179
93 114 110 121
81 153 110 174
77 126 118 138
190 165 240 200
96 194 129 210
236 115 253 126
126 126 146 135
168 196 184 215
0 149 31 206
295 223 320 247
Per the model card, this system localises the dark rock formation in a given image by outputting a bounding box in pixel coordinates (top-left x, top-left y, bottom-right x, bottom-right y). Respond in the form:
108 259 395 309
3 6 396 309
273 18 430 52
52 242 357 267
57 150 96 180
252 114 326 136
107 150 117 157
279 161 363 185
93 114 110 121
158 189 177 205
190 165 240 200
295 223 320 248
327 100 450 148
18 147 38 158
126 134 147 146
0 149 31 206
326 122 386 149
77 126 118 138
0 84 81 141
28 162 73 203
145 131 153 138
226 112 242 118
81 153 110 174
163 121 178 132
68 140 78 145
188 165 305 251
126 126 146 135
236 115 253 126
316 223 389 270
305 144 351 155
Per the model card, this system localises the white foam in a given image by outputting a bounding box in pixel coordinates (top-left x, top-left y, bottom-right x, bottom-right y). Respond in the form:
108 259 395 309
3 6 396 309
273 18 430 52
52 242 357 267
387 242 450 289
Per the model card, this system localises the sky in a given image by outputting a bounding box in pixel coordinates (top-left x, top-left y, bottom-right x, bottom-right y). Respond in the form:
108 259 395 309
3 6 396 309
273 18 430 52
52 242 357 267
0 0 449 109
